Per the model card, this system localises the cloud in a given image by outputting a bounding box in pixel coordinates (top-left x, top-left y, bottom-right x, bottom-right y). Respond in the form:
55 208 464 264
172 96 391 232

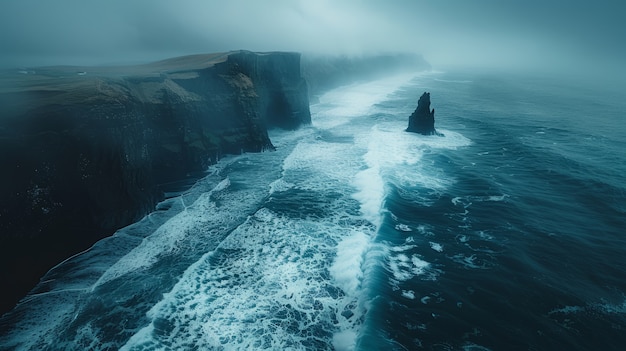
0 0 624 74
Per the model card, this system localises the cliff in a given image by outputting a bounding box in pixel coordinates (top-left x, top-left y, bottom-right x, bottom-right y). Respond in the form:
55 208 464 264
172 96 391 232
0 51 310 315
301 52 431 100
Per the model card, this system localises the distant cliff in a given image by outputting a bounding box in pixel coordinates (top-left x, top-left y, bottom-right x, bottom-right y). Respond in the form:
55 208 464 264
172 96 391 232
0 51 310 315
301 52 431 100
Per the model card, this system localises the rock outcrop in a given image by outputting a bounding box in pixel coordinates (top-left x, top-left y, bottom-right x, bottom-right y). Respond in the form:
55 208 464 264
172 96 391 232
0 51 310 315
406 92 442 136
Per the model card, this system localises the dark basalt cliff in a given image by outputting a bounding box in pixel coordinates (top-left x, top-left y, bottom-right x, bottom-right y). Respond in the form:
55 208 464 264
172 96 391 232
0 51 310 314
406 92 442 136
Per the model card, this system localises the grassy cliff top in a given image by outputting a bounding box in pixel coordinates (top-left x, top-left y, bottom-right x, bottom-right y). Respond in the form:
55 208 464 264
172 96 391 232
0 52 238 112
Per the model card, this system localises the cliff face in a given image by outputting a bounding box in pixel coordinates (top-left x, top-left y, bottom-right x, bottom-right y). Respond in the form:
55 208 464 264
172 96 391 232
0 51 310 314
228 51 311 129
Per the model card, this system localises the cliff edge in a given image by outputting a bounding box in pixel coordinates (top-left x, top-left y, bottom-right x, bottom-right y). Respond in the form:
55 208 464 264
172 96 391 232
0 51 310 315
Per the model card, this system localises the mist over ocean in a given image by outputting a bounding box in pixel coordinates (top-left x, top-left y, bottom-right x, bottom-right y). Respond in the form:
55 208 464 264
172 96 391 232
1 70 625 350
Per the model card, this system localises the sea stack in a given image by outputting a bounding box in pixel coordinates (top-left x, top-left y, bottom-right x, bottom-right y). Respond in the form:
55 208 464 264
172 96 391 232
406 92 441 135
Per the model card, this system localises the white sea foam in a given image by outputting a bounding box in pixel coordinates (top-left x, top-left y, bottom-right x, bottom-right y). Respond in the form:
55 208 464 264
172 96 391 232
387 251 433 282
333 330 358 351
92 178 232 288
452 197 464 206
352 167 385 227
382 240 443 295
411 255 432 276
351 124 471 228
269 178 294 193
360 126 423 167
121 205 373 351
395 224 413 232
312 73 420 130
330 231 369 296
212 177 231 191
430 242 444 252
282 140 361 191
402 290 416 299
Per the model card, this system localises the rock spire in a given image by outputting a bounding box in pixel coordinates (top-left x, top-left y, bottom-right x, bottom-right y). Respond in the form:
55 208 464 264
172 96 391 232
406 92 442 136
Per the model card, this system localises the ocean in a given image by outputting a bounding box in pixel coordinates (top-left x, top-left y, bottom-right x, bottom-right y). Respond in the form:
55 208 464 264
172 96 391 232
1 70 625 350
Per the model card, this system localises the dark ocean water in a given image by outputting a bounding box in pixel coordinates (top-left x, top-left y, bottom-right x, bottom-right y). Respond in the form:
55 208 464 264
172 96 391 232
1 70 625 350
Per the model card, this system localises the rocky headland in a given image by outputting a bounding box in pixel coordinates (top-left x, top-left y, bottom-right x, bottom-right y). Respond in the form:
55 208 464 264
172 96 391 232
0 50 430 315
0 50 311 314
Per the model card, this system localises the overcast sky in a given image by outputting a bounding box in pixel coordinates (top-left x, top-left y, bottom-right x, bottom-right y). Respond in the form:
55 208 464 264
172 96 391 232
1 0 624 74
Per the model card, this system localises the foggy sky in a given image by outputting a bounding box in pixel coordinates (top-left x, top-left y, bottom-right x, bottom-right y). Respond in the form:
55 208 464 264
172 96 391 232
1 0 625 74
